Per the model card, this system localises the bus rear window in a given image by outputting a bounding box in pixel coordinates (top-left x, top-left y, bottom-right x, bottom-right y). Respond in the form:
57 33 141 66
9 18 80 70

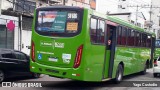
36 9 83 37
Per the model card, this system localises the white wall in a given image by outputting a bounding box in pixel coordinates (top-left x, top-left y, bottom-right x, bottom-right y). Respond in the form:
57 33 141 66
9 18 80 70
21 30 32 55
96 0 118 14
1 0 13 10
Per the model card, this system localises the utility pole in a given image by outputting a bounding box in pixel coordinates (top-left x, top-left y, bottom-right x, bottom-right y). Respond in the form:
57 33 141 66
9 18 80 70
0 0 2 15
128 4 149 26
149 2 153 31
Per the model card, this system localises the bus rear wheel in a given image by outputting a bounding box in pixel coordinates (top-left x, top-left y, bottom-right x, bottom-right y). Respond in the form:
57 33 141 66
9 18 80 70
114 64 123 83
0 70 5 82
153 73 157 77
140 64 147 75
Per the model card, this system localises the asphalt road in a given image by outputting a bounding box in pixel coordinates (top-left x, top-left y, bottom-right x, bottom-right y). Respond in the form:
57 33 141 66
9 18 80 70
0 69 160 90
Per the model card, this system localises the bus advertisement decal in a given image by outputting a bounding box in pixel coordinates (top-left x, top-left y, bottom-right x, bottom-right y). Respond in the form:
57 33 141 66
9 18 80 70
62 53 71 64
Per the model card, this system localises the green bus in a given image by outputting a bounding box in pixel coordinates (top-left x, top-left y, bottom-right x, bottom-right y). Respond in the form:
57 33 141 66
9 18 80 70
30 6 155 82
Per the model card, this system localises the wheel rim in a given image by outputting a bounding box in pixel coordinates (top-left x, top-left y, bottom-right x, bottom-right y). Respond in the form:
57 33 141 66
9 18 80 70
117 70 122 81
0 71 4 82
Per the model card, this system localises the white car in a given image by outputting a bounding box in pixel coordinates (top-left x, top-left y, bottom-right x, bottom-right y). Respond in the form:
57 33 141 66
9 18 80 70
153 57 160 77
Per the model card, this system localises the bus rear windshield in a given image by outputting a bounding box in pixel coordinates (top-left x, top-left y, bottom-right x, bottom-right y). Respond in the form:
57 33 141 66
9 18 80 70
36 9 83 37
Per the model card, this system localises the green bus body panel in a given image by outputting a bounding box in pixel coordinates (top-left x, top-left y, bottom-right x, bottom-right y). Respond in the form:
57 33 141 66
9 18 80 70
30 6 154 82
112 47 151 77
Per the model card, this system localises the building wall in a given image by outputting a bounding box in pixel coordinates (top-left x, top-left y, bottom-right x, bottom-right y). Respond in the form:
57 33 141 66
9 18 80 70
1 0 13 10
21 30 32 55
0 15 20 51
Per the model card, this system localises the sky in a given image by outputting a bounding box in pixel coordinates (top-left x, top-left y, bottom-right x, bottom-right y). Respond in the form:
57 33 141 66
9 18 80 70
96 0 151 20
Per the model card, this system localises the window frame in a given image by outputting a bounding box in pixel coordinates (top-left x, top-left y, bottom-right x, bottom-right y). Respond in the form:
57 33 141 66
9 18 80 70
90 15 106 45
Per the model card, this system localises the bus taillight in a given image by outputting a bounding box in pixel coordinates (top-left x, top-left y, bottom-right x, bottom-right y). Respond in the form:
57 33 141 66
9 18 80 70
31 41 35 62
74 45 83 68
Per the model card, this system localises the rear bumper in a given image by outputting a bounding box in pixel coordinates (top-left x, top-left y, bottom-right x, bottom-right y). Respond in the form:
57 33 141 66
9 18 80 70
30 61 84 81
153 67 160 73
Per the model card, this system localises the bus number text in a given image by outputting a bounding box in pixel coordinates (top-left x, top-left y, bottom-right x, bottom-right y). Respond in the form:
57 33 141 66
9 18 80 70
68 13 78 19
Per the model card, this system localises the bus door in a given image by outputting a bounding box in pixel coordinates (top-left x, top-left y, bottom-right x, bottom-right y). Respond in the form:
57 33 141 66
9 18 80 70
103 21 117 79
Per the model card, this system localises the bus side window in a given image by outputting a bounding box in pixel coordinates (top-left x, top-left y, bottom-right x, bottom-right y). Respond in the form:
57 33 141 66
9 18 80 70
117 26 122 45
142 34 147 47
90 18 97 43
135 32 139 46
121 27 127 45
127 29 131 46
146 35 151 48
90 17 105 44
97 20 105 43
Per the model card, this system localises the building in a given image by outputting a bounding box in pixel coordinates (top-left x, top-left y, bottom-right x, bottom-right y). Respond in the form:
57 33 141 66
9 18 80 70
0 0 37 55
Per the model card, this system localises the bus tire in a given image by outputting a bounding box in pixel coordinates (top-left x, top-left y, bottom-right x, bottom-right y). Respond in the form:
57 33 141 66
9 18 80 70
141 64 147 75
153 73 157 77
114 64 123 84
32 73 41 78
0 70 5 82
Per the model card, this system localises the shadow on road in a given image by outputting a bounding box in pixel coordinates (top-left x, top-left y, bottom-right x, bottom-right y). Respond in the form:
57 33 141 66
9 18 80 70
42 72 153 89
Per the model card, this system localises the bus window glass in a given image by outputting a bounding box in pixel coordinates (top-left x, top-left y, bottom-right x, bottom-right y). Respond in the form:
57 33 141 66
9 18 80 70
117 26 122 45
36 10 82 37
130 30 135 46
37 11 67 32
142 34 147 47
90 18 105 44
146 35 151 47
139 33 142 46
127 29 131 46
90 18 97 43
135 32 139 46
121 27 126 45
97 20 105 43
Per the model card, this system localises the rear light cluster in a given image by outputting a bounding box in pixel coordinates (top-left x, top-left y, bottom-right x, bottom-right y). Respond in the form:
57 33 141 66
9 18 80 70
154 60 157 66
73 45 83 68
31 41 35 62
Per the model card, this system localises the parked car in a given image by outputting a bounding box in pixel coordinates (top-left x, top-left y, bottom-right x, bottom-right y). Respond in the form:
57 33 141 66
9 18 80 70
0 48 41 82
153 57 160 77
